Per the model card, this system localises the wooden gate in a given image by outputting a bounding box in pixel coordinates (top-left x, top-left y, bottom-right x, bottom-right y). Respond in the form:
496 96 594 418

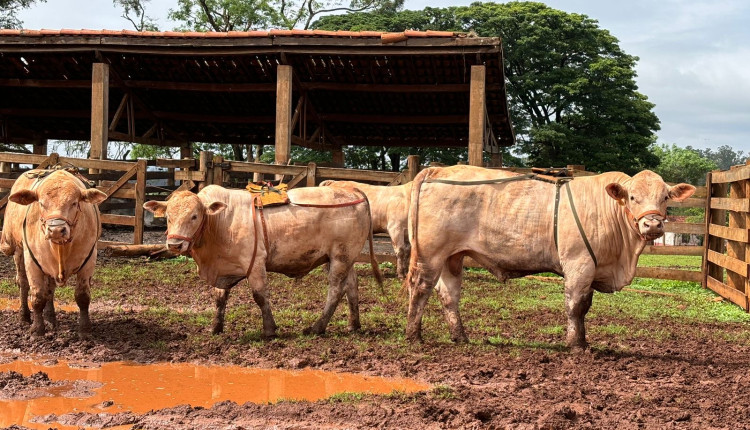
702 162 750 310
0 152 147 246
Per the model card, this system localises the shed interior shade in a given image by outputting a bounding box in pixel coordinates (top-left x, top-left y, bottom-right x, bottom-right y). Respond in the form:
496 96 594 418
0 29 514 150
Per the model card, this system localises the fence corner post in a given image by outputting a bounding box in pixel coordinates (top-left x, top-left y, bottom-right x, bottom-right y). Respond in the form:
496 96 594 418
134 158 147 245
306 162 317 187
406 155 420 182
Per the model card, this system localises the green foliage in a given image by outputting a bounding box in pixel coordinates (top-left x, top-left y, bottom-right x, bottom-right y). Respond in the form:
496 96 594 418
697 145 746 171
650 143 717 185
315 1 661 173
0 0 43 29
113 0 159 31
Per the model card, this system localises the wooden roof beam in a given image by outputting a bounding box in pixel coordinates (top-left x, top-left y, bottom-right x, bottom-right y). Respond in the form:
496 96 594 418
317 113 507 125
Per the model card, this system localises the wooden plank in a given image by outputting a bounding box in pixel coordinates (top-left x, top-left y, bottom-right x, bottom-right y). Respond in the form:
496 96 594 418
212 155 225 187
407 155 420 182
99 213 136 226
275 65 293 174
706 276 749 310
0 178 16 188
227 161 305 176
634 267 702 282
96 240 129 250
708 223 748 242
707 249 748 278
664 222 705 235
90 63 109 165
727 172 747 292
710 197 750 212
316 166 400 183
123 80 276 92
174 170 206 181
0 152 51 165
710 166 750 184
102 164 138 197
134 159 146 245
285 168 307 189
306 162 317 187
468 65 485 167
387 171 407 186
156 158 197 169
641 245 703 256
94 187 134 199
667 198 707 209
58 156 135 172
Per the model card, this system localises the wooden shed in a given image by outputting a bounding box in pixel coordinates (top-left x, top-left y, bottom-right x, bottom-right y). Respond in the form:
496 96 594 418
0 28 514 167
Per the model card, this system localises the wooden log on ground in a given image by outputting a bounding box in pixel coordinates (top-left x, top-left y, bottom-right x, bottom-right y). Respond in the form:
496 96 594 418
104 243 178 259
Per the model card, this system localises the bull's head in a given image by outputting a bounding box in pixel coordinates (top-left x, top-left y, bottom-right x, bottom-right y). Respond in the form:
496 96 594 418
9 173 107 245
605 170 695 241
143 191 226 254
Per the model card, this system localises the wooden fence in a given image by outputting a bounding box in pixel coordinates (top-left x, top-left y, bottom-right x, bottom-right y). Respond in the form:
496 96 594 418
703 163 750 310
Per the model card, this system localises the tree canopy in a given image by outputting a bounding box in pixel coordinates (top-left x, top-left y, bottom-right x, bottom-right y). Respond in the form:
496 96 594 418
650 144 716 186
1 0 44 29
314 1 661 174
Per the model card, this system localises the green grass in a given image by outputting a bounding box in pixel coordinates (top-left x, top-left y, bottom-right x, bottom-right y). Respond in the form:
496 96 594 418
637 254 702 269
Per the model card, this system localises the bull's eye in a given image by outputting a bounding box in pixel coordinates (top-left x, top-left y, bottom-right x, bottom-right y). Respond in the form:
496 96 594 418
630 196 635 201
191 215 197 221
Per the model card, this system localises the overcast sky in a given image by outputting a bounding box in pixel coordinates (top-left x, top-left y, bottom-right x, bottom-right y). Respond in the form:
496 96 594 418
18 0 750 155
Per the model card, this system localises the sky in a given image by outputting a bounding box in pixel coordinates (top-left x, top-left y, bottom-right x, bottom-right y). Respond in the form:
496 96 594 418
17 0 750 155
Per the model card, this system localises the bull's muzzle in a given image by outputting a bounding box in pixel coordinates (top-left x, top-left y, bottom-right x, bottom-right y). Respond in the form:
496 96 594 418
167 238 190 254
44 218 71 244
639 214 665 241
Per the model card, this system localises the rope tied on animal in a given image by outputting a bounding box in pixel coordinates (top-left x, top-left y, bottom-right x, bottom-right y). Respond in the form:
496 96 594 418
167 210 208 250
617 199 666 241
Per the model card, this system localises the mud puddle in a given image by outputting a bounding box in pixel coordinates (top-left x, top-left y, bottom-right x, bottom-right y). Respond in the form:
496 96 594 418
0 356 430 429
0 297 79 313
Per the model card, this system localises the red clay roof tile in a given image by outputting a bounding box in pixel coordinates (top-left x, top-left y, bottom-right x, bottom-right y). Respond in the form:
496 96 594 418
0 28 463 39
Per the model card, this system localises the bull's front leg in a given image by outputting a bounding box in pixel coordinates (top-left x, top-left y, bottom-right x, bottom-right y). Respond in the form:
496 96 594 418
249 267 277 338
211 287 230 335
14 251 31 324
26 265 51 338
563 278 594 350
43 276 58 329
75 265 95 339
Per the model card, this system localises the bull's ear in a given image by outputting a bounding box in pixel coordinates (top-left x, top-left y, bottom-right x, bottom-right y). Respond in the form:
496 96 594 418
143 201 167 217
605 183 627 201
9 189 38 205
669 183 696 202
206 201 227 216
81 188 108 205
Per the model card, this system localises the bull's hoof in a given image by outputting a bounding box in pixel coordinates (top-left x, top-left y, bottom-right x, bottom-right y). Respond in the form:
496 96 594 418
211 324 224 335
44 314 58 329
261 331 278 340
348 322 362 333
78 331 92 341
566 340 589 351
29 325 45 338
303 325 325 336
405 331 423 343
19 311 31 325
451 334 469 344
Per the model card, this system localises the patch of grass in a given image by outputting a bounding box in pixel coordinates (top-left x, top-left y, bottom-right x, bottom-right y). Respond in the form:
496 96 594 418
0 279 16 296
327 392 365 403
430 385 456 400
538 325 564 336
637 254 702 269
591 324 629 336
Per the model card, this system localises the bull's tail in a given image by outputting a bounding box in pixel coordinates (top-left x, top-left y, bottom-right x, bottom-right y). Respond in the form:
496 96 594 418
353 188 384 293
401 167 438 297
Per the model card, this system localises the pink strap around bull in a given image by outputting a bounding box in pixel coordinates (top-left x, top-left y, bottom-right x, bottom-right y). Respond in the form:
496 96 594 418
620 200 665 241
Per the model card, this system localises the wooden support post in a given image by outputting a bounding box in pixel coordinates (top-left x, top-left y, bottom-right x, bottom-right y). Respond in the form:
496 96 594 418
407 155 420 182
253 144 264 183
0 161 10 193
306 162 317 187
468 65 486 167
332 149 345 168
727 166 745 295
213 154 225 187
180 143 192 159
198 151 212 190
489 152 502 168
32 139 47 156
275 65 293 180
707 176 728 285
745 167 750 309
90 63 109 174
134 159 147 245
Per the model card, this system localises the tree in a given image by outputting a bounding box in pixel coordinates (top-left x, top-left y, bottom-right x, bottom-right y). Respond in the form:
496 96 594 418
314 2 661 174
698 145 746 171
1 0 44 29
169 0 401 32
650 143 716 186
113 0 159 31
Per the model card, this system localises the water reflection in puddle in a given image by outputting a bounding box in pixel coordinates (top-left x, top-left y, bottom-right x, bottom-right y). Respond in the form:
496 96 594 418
0 357 430 429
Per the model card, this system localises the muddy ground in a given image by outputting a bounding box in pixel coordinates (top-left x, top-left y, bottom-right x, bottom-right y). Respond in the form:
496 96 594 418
2 229 750 429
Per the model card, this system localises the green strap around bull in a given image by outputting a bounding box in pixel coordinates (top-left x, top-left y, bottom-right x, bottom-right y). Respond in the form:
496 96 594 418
425 173 598 267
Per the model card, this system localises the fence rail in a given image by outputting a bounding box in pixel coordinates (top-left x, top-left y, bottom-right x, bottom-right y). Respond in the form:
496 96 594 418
702 163 750 311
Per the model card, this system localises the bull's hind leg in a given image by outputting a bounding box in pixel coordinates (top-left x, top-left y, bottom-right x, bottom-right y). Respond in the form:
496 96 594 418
405 262 441 342
434 254 468 343
305 260 350 335
14 251 31 324
564 275 595 350
342 268 360 332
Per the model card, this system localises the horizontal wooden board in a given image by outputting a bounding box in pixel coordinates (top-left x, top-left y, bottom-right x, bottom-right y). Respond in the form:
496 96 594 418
97 240 129 249
710 166 750 184
707 249 748 277
634 267 702 282
710 197 750 212
667 198 705 209
174 170 206 181
95 186 135 200
664 222 705 235
156 158 197 169
317 167 400 183
58 156 136 172
100 213 136 226
706 276 748 310
227 161 306 176
0 178 15 188
0 152 50 165
641 245 703 255
708 224 749 242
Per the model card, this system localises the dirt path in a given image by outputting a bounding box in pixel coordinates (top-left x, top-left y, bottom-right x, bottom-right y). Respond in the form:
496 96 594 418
1 253 750 429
